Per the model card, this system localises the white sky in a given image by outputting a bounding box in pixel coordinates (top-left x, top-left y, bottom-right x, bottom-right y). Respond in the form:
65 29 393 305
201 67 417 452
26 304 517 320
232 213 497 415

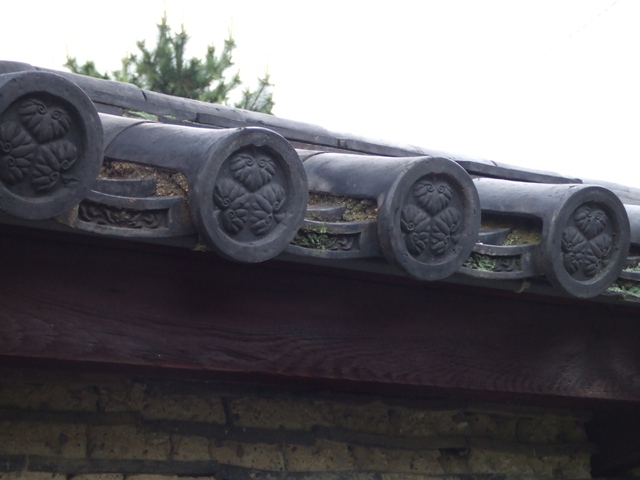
2 0 638 185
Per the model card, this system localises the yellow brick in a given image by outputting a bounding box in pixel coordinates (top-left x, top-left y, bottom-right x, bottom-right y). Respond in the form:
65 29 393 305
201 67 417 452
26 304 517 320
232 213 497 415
392 409 450 437
171 477 218 480
125 476 179 480
381 475 461 480
99 381 225 423
330 402 402 436
142 394 225 423
516 416 587 443
437 448 470 474
0 383 98 412
98 381 146 412
209 440 285 471
88 425 169 460
282 440 355 472
169 435 210 461
329 404 470 438
447 412 518 441
351 445 444 474
548 453 592 479
229 397 333 431
0 420 86 458
0 474 67 480
467 449 551 476
70 475 125 480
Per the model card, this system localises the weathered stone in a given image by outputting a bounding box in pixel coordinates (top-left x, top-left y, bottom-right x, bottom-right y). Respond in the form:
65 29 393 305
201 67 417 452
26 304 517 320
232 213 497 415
169 435 210 461
98 380 223 422
380 475 463 480
392 409 452 437
282 440 355 472
209 440 285 471
98 381 147 413
350 445 444 474
0 474 67 480
323 403 519 440
466 448 591 477
70 475 125 480
448 412 518 440
172 478 218 480
0 367 594 479
549 453 592 479
467 449 538 476
0 420 86 457
125 476 179 480
516 415 587 443
87 425 170 460
437 447 471 474
0 382 98 412
330 401 405 436
229 397 333 431
142 394 225 423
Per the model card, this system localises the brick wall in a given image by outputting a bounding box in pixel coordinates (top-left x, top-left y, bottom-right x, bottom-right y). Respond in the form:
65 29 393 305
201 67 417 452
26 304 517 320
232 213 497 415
0 367 594 479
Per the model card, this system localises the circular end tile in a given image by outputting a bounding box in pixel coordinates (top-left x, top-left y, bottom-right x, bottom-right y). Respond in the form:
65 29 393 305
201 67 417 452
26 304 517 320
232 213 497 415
190 127 308 263
0 71 103 220
543 185 630 298
377 156 480 281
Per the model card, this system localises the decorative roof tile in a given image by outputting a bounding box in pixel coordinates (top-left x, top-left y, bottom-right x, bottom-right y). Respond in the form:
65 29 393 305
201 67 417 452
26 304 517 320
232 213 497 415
1 61 639 302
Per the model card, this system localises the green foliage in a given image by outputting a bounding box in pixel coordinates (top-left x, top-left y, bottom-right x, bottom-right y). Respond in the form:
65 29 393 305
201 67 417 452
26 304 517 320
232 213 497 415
463 252 497 271
607 280 640 299
235 74 275 115
65 14 273 114
123 110 159 122
64 58 109 80
291 225 335 250
624 258 640 272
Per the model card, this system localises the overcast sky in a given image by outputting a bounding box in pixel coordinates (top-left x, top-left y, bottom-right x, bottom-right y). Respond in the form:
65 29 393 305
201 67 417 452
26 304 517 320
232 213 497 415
2 0 637 185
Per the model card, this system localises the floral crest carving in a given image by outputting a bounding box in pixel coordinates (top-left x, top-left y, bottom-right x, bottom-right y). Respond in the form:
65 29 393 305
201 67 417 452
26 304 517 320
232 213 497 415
561 204 613 279
401 176 463 259
214 149 287 238
429 207 462 256
413 179 453 216
250 183 286 235
0 122 36 185
213 178 250 234
19 98 71 143
0 95 79 196
229 151 275 192
31 141 78 193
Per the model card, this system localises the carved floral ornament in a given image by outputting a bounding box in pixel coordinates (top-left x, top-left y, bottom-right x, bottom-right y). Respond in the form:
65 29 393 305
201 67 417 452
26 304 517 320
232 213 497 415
213 149 286 238
561 204 613 279
400 176 463 258
78 201 165 230
0 97 78 194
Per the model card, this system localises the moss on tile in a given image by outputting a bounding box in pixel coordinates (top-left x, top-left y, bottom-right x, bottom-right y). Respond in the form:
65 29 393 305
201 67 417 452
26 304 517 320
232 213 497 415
124 110 159 122
291 224 334 250
624 257 640 272
481 216 542 246
502 228 541 246
607 280 640 299
463 252 498 272
100 160 188 197
308 194 378 222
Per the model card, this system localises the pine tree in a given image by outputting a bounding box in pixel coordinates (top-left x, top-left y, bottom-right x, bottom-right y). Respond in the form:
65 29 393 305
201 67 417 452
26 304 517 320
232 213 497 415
65 14 274 114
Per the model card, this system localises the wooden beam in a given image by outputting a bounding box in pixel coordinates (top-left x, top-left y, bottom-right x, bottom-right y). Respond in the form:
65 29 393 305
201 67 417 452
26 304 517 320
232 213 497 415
1 225 640 406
